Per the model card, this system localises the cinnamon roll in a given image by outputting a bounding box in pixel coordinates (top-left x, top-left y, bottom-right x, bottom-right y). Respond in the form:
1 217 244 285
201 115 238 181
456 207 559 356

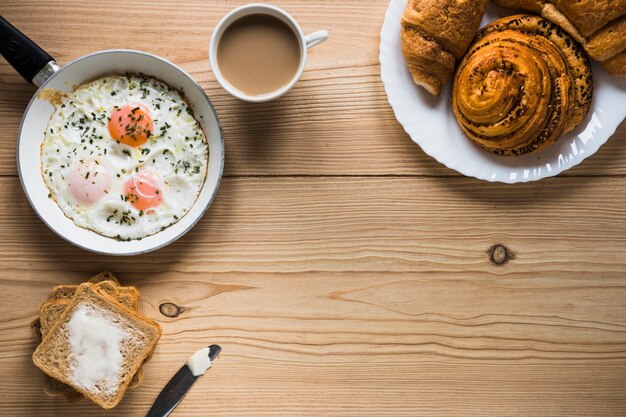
451 15 593 156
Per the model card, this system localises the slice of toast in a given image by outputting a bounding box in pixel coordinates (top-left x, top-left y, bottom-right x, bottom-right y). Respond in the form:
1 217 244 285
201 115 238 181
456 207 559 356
37 272 142 400
88 271 120 285
33 283 161 409
40 294 136 337
46 271 121 301
43 375 85 403
119 286 139 300
47 285 78 302
117 293 138 311
48 279 119 302
38 280 142 399
40 282 137 337
40 302 70 337
39 297 143 391
40 351 143 400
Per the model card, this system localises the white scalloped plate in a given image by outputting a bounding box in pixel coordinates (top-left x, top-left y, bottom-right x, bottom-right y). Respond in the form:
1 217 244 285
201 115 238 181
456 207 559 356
380 1 626 183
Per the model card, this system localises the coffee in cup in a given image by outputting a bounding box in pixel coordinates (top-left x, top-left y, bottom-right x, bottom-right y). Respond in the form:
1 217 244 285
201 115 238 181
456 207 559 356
217 14 301 96
210 4 329 102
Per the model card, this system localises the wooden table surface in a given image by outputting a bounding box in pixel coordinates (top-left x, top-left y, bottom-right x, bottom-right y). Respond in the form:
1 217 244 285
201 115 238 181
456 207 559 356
2 1 626 416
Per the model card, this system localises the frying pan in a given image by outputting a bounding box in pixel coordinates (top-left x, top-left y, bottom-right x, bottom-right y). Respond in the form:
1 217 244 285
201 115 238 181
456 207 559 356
0 17 224 255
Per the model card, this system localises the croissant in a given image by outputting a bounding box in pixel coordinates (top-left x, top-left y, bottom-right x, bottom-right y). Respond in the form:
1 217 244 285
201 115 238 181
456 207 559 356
550 0 626 37
451 15 593 156
491 0 542 12
401 0 488 96
602 50 626 76
586 16 626 61
492 0 626 75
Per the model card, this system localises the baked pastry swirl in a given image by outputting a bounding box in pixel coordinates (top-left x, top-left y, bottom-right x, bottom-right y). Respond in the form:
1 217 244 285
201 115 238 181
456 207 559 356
452 15 593 156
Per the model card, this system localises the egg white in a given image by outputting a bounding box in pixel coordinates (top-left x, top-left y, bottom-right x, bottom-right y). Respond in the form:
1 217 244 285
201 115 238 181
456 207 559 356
41 75 209 240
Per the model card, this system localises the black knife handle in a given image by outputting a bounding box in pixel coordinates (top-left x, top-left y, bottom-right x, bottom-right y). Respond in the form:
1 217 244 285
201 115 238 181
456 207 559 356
146 365 198 417
146 345 221 417
0 15 54 83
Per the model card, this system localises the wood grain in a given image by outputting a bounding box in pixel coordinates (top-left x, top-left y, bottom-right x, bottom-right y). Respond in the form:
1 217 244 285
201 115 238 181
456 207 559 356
1 1 625 178
1 1 626 416
2 175 626 415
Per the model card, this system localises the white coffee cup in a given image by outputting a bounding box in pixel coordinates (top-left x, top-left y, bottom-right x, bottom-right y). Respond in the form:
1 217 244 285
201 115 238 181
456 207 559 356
209 3 329 103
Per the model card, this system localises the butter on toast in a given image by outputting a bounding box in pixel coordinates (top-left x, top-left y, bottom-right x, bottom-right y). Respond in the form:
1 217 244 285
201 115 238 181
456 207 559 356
33 283 161 409
37 277 143 401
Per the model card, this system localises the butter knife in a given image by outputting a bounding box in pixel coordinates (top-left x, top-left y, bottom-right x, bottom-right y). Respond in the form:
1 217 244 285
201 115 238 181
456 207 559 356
146 344 221 417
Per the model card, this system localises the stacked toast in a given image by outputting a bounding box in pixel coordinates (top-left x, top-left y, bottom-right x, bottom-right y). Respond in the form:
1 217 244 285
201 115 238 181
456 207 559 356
31 272 161 409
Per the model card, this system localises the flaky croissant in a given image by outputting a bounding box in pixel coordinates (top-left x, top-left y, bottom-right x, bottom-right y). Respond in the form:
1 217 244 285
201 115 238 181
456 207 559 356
452 15 593 156
492 0 626 76
602 50 626 76
401 0 488 96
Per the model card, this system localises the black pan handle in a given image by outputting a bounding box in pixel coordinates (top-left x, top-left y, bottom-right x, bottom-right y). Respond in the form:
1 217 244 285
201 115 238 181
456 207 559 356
0 15 55 84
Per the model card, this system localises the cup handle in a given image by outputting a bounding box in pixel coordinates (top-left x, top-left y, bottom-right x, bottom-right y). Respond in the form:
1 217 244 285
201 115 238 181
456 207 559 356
305 30 329 49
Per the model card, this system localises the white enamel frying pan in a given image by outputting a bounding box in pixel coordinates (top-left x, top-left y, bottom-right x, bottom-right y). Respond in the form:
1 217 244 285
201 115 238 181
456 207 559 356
0 17 224 255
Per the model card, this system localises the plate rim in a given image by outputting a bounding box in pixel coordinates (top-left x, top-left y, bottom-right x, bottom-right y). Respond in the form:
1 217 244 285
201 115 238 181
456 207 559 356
379 0 625 183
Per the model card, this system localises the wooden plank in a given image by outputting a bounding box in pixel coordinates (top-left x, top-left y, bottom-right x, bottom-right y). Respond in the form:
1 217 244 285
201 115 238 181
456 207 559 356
1 176 626 275
1 0 626 416
1 175 626 415
1 1 624 178
2 360 625 416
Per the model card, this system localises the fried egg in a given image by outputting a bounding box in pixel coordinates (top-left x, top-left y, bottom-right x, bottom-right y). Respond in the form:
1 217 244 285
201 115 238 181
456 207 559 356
41 75 209 240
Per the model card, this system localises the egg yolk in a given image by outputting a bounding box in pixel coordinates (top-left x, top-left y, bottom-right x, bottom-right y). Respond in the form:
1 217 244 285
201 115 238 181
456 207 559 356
67 159 111 205
124 171 162 211
108 104 153 146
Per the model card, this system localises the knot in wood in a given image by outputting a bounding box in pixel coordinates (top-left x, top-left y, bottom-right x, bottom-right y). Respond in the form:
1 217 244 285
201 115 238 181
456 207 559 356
159 302 182 318
488 244 512 265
